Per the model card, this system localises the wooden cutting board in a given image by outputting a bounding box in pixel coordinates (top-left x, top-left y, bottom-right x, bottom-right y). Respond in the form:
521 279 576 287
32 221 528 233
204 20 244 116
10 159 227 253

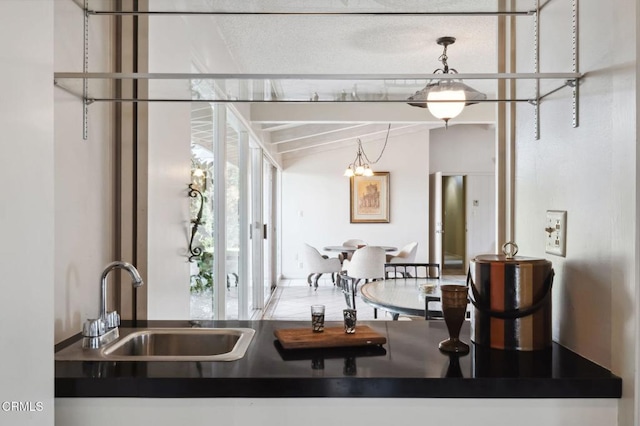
274 326 387 350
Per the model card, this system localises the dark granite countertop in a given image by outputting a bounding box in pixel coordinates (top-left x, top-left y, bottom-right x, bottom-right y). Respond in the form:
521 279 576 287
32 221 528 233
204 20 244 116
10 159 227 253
55 320 621 398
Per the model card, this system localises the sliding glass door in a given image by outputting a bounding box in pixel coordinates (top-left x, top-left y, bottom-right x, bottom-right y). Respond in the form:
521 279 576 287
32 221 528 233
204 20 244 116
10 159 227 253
263 158 276 305
190 102 276 320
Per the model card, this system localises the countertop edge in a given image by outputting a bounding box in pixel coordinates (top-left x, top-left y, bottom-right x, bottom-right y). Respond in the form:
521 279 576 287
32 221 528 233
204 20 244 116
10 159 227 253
55 376 622 399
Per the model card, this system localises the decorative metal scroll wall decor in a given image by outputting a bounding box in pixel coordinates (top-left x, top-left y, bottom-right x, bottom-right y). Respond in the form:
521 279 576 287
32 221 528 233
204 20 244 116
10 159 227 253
188 183 204 262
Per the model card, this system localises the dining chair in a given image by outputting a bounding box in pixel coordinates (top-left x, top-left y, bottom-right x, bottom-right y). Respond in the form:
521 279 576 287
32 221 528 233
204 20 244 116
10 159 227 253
340 239 367 262
385 242 418 264
384 261 439 279
303 243 342 290
340 246 385 309
380 262 442 319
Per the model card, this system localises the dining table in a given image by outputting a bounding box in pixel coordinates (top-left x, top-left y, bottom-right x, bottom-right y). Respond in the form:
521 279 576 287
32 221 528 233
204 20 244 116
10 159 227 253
359 276 467 320
323 245 397 263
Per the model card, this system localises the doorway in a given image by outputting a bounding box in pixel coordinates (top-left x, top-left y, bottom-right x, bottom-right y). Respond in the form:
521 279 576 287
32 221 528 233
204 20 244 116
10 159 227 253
430 173 495 274
441 175 466 274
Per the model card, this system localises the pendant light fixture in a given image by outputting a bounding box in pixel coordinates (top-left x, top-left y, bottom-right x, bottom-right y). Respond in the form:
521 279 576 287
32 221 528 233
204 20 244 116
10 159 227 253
344 125 391 177
407 36 487 128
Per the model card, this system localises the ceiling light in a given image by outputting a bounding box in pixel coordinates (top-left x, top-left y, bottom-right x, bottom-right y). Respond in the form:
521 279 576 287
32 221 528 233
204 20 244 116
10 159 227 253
407 36 487 128
344 125 391 177
344 139 370 177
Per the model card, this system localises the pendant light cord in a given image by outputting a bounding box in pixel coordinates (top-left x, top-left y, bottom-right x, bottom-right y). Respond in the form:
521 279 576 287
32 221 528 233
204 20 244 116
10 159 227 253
361 124 391 165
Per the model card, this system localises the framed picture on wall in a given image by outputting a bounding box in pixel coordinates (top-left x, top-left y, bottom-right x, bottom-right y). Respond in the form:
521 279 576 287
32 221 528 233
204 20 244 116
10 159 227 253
350 172 390 223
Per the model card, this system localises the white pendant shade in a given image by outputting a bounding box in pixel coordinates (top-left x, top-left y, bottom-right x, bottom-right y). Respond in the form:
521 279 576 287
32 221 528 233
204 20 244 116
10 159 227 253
426 86 466 121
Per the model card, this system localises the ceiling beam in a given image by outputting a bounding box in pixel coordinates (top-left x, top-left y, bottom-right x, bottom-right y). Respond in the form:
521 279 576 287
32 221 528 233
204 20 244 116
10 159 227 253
281 124 434 162
277 123 426 154
261 123 305 132
269 123 373 145
250 102 496 124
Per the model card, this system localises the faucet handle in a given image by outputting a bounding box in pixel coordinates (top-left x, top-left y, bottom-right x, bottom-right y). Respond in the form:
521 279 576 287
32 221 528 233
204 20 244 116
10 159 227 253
105 311 120 329
82 318 106 337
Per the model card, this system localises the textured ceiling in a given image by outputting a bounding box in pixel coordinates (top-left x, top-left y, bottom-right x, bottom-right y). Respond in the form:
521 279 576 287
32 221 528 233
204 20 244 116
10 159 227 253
175 0 505 161
215 15 498 75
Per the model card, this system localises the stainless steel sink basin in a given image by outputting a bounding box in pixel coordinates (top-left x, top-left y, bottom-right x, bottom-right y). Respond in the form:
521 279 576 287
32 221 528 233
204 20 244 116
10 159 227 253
55 327 255 362
103 328 255 361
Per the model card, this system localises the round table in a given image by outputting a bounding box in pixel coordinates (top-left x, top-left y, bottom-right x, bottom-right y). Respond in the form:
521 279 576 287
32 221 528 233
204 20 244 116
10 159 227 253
323 245 398 253
359 277 466 320
323 246 397 263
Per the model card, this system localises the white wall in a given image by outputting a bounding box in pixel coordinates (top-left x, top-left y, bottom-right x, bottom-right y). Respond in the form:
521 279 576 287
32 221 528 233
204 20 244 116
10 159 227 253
54 0 115 342
281 130 430 279
56 397 617 426
0 1 54 425
147 16 192 320
466 175 496 259
429 124 495 174
514 1 637 425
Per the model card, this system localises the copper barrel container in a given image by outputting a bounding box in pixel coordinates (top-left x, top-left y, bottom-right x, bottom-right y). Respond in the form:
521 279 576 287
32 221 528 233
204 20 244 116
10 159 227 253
469 242 554 351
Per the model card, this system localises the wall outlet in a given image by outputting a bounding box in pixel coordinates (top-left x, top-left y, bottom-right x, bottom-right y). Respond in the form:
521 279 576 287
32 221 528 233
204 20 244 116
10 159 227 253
298 262 304 269
545 210 567 256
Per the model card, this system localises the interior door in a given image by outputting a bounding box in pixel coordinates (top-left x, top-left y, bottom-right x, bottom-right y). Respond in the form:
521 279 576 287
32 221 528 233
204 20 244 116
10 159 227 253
429 172 443 269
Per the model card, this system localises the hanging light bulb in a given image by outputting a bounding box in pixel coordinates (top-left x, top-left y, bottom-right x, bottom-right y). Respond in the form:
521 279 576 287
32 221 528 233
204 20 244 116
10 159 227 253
407 36 486 128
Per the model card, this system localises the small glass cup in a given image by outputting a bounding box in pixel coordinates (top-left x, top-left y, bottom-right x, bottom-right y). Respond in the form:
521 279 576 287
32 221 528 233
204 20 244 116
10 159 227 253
311 305 325 332
343 309 357 334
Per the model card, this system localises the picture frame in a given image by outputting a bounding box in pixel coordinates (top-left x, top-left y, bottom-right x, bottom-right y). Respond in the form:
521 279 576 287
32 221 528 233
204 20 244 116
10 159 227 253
350 172 390 223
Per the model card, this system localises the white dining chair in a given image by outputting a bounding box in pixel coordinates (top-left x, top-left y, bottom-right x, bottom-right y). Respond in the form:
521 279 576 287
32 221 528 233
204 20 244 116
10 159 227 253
340 239 367 262
303 243 342 290
340 246 385 309
386 242 418 264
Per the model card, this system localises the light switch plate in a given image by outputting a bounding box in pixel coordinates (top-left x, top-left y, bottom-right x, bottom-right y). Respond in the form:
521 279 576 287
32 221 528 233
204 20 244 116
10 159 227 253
545 210 567 256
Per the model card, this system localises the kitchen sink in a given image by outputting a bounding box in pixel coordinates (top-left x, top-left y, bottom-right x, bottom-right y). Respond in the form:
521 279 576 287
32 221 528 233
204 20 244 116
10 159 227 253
103 328 255 361
55 327 256 362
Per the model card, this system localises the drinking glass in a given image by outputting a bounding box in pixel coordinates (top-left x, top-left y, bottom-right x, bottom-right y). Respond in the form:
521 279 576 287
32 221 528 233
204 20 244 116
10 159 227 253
311 305 325 332
343 309 357 334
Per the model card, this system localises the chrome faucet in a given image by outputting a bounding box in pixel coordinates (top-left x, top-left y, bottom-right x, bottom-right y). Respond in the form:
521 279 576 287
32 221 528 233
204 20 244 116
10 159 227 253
82 261 144 349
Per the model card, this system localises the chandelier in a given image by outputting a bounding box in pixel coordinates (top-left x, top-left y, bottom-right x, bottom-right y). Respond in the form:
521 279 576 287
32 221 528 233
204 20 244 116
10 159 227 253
407 36 487 128
344 125 391 177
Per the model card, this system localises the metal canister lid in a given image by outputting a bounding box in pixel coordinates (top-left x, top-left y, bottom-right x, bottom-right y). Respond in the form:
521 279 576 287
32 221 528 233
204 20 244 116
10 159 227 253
472 242 551 265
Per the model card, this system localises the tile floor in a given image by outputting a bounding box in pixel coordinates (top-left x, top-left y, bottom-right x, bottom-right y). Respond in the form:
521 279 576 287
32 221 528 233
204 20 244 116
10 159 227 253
262 277 416 321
